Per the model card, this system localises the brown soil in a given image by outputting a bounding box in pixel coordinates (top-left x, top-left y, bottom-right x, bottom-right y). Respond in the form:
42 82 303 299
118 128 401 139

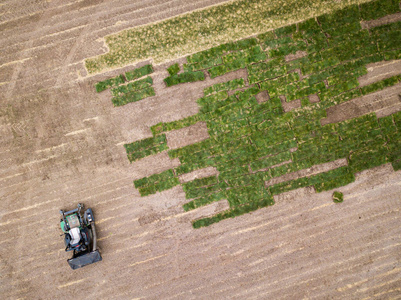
285 51 308 62
166 121 210 149
1 1 401 299
280 95 302 112
361 11 401 29
322 82 401 124
265 158 348 187
255 90 270 103
179 167 219 183
358 60 401 87
308 93 321 103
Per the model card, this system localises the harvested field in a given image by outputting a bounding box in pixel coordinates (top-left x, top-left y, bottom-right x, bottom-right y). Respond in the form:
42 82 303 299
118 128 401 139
1 0 401 299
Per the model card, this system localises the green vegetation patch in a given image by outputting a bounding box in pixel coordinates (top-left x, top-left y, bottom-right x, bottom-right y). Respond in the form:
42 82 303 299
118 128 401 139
204 78 245 96
124 134 168 162
115 0 401 228
112 86 155 107
360 75 401 96
95 64 155 106
360 0 401 20
164 71 205 87
85 0 375 74
95 75 125 93
151 115 202 136
332 191 344 203
111 76 153 96
125 64 154 81
134 169 180 196
167 63 180 76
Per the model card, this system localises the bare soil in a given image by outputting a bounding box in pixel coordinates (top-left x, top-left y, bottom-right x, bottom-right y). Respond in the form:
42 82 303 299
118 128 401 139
358 60 401 87
280 95 302 112
322 81 401 124
361 11 401 29
179 167 219 183
1 1 401 299
285 51 308 62
308 93 321 103
166 122 210 149
265 158 348 187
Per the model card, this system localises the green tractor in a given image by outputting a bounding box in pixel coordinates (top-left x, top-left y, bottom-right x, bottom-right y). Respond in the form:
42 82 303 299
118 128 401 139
60 203 102 269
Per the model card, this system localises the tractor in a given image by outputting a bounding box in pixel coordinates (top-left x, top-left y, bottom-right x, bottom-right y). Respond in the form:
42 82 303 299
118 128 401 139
60 203 102 269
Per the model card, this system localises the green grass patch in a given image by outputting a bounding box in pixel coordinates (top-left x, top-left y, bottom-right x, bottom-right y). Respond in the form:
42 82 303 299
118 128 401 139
151 115 202 136
360 75 401 95
95 75 125 93
204 78 245 96
167 63 180 76
135 169 180 196
164 71 205 87
111 76 153 96
251 151 292 171
124 134 168 162
112 86 155 106
332 191 344 203
125 64 153 81
95 65 155 106
360 0 401 20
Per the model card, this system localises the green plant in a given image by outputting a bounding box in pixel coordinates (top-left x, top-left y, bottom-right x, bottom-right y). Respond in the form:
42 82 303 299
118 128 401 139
164 71 205 87
125 64 153 81
167 63 180 76
360 0 400 20
125 134 168 162
332 191 344 203
95 75 125 93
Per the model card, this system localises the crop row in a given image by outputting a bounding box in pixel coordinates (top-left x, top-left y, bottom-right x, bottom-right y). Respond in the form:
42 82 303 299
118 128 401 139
208 46 267 78
203 78 245 96
134 169 179 197
112 86 155 107
124 134 168 162
95 64 153 93
164 71 205 87
110 76 153 97
150 114 202 136
269 166 355 195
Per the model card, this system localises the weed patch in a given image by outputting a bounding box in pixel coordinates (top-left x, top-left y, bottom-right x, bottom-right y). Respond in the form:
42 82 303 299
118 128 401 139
332 191 344 203
164 71 205 87
167 63 180 76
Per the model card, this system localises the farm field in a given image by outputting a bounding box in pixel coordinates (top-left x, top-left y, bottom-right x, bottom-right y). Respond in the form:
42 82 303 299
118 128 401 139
1 0 401 299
